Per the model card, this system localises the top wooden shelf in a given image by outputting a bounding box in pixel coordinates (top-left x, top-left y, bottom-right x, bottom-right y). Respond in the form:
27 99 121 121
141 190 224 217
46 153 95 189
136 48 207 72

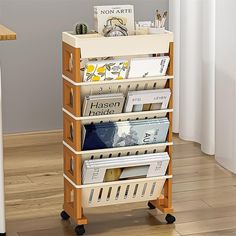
62 31 173 58
0 24 16 41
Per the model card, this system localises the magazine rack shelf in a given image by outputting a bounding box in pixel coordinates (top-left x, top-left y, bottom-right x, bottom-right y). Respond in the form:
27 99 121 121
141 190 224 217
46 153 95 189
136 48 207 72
61 31 175 235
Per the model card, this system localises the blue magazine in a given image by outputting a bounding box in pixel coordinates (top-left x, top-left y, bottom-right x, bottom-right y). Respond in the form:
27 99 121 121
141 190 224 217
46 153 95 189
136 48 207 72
83 118 169 150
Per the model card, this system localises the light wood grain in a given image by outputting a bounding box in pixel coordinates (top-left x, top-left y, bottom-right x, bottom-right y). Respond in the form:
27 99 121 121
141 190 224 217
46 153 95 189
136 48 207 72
4 132 236 236
176 216 236 235
185 229 236 236
0 24 16 40
3 130 62 148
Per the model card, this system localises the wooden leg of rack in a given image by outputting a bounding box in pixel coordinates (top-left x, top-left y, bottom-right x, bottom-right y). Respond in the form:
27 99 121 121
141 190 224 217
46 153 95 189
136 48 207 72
153 178 174 213
149 177 173 213
75 188 88 225
63 179 74 220
63 178 88 225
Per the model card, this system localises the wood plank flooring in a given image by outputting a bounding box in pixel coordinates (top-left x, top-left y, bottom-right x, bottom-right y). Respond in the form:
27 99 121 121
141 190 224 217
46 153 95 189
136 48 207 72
3 133 236 236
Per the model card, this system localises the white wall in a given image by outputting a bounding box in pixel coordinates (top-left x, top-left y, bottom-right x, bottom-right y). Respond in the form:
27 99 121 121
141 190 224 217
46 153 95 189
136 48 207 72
0 0 168 134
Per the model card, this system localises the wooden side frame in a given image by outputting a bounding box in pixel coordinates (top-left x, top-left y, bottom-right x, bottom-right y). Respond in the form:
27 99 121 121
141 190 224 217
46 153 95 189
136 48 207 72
150 42 174 213
64 146 82 184
62 42 81 82
63 112 81 151
63 42 86 224
63 79 81 116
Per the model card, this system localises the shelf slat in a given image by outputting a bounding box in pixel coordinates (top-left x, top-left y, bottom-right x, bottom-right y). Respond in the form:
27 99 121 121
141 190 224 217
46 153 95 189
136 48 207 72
64 173 172 189
63 140 173 156
63 107 173 122
62 74 173 87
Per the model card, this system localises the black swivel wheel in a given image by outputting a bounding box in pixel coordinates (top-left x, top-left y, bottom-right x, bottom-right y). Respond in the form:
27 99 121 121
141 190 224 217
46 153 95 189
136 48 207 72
60 210 70 220
75 225 85 236
165 214 176 224
147 201 156 209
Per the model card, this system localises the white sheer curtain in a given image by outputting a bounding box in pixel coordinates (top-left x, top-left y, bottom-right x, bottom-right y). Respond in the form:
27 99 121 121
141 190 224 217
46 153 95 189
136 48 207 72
169 0 215 155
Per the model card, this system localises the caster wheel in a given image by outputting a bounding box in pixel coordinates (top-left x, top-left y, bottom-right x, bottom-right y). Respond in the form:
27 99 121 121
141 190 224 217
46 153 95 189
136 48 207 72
75 225 85 236
60 210 70 220
148 201 156 209
165 214 176 224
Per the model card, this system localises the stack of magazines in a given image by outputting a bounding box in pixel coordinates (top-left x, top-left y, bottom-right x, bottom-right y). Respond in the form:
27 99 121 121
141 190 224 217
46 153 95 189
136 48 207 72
82 117 169 150
82 152 170 184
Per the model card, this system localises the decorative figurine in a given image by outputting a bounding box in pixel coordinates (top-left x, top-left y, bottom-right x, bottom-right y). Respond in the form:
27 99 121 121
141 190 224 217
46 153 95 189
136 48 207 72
75 23 88 35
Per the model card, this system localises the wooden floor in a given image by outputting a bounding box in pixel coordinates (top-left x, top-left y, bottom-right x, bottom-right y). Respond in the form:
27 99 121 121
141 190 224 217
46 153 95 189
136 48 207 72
3 132 236 236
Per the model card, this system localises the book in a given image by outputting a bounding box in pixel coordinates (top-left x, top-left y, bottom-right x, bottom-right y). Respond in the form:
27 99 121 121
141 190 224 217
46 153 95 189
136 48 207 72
128 56 170 78
104 168 122 182
82 118 169 150
94 5 135 35
124 89 171 112
83 93 125 116
84 59 129 82
82 152 170 184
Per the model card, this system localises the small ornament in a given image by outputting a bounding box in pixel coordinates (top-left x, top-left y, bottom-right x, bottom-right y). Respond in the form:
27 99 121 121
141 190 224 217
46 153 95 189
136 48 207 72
75 23 88 35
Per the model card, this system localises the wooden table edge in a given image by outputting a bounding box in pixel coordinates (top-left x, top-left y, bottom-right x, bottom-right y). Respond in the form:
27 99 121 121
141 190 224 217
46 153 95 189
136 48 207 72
0 24 16 41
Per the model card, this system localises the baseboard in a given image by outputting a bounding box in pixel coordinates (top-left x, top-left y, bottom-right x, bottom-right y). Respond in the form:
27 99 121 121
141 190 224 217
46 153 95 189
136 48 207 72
3 130 63 148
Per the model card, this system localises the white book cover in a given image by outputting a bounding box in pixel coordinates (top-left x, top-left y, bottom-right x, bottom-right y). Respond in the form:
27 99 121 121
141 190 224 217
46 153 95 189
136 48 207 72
128 56 170 78
124 89 171 113
94 5 135 35
84 59 129 82
82 152 169 184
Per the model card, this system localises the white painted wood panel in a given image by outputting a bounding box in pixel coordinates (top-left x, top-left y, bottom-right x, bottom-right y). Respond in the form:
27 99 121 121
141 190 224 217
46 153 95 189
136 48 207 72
62 31 174 58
